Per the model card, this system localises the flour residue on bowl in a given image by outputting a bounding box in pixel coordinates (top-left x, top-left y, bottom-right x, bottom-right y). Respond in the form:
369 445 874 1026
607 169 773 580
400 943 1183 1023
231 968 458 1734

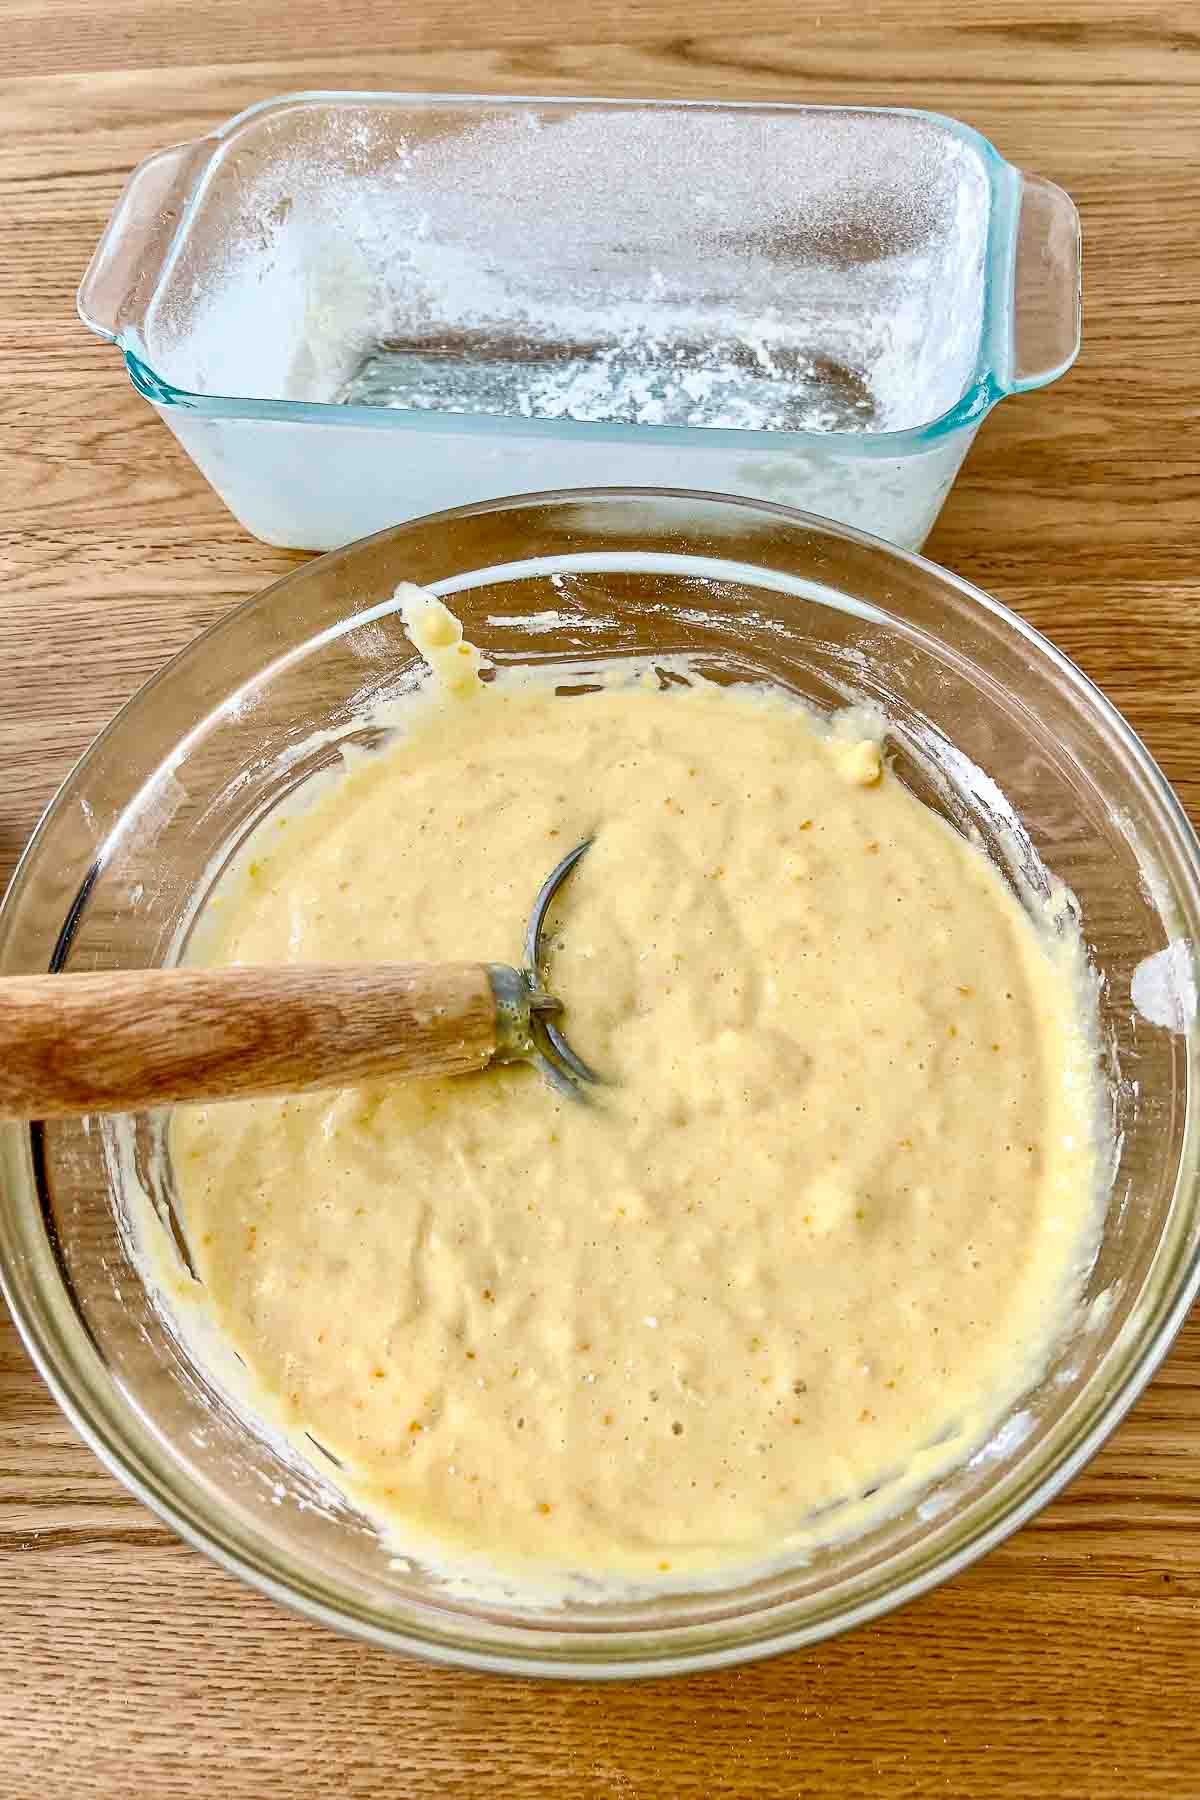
146 105 988 437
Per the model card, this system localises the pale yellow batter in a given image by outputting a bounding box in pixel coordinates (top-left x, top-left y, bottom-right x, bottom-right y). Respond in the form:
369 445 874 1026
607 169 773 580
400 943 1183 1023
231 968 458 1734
169 588 1101 1590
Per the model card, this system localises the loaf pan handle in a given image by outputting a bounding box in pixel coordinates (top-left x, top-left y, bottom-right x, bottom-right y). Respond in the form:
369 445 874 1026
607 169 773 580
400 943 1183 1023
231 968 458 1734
1005 172 1082 392
78 137 214 344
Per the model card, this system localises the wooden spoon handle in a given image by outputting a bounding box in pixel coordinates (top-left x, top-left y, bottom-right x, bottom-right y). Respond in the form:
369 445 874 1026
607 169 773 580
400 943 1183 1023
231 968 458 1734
0 963 512 1119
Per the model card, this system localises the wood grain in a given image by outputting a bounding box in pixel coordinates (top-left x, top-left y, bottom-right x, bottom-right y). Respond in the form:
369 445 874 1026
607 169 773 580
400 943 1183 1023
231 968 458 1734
0 964 502 1115
1 3 1198 1796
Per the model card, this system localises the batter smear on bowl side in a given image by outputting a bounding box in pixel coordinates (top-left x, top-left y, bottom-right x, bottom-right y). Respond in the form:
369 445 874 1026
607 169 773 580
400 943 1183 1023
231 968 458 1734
167 586 1102 1592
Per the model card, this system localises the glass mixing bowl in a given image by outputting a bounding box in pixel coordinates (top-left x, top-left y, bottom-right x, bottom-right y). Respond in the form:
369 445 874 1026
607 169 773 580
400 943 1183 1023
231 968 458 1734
1 489 1198 1676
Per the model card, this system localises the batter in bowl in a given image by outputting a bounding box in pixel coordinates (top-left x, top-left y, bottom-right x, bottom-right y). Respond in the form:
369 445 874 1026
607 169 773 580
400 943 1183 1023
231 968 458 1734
168 587 1102 1591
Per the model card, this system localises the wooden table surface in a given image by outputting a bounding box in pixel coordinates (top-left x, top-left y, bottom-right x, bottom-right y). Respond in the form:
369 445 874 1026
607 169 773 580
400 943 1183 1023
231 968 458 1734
2 3 1198 1795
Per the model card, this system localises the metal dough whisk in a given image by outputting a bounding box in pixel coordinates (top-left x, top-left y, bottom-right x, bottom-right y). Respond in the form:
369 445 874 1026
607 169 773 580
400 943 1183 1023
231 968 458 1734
0 842 599 1119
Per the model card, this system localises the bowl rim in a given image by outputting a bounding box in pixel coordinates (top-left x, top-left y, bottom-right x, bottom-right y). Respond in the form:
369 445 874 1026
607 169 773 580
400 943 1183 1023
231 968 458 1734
3 484 1198 1677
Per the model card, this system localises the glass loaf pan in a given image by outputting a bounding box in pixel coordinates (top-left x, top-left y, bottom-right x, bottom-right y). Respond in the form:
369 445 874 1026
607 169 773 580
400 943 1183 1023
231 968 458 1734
79 93 1081 551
